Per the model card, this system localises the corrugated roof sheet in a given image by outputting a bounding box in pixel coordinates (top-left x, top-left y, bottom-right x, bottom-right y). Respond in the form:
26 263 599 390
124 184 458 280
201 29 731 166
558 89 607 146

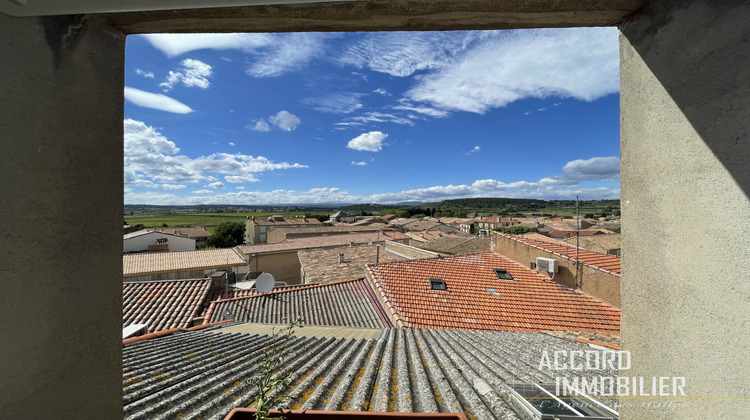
498 233 621 275
205 278 393 329
123 248 247 277
123 279 213 333
123 327 617 420
366 252 620 334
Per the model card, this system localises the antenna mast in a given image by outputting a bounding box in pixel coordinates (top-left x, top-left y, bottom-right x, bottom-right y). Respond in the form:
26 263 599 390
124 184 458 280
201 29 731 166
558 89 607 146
576 196 581 287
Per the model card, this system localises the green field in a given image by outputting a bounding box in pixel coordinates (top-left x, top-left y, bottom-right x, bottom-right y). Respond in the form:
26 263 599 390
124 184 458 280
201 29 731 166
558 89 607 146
124 212 330 231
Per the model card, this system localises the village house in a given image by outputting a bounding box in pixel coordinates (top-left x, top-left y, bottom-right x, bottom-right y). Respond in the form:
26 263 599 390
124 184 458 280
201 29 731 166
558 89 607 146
244 214 322 244
123 229 195 253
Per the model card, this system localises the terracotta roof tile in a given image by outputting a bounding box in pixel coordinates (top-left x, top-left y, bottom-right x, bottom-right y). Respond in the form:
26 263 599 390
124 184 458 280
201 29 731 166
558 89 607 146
123 248 247 277
366 252 620 334
298 244 403 284
122 279 212 333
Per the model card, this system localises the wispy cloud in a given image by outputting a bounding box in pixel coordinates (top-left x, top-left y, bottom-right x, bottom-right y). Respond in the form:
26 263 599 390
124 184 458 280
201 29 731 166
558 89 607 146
141 33 275 57
160 59 213 91
124 87 193 114
301 92 364 114
245 33 329 78
347 131 388 152
135 68 154 78
405 28 619 114
466 146 481 155
351 161 367 166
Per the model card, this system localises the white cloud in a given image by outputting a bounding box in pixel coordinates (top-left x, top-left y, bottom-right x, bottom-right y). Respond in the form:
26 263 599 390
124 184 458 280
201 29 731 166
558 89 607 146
347 131 388 152
269 110 301 131
466 146 481 155
208 181 225 189
124 119 307 186
391 103 449 118
248 119 271 132
249 111 301 132
229 142 235 146
405 28 619 113
351 161 367 166
160 59 213 91
192 189 213 194
124 87 193 114
236 186 245 190
373 88 389 96
225 175 259 183
559 156 620 181
341 112 414 128
161 184 186 190
141 33 276 57
135 68 154 78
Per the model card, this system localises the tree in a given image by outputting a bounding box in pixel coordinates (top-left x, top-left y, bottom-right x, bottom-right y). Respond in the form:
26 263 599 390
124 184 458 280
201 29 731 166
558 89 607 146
207 221 246 248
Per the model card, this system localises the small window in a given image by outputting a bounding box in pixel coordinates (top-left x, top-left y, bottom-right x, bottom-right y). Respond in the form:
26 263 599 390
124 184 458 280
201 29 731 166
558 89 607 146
429 278 446 290
493 269 514 281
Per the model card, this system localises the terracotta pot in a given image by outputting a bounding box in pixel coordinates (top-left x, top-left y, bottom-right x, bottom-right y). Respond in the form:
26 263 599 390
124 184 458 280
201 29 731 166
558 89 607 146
224 408 468 420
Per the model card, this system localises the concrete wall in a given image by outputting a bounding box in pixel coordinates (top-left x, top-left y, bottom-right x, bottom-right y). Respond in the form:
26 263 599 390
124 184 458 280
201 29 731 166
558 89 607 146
0 14 124 419
123 231 196 253
250 251 301 284
492 232 621 306
384 241 440 260
619 1 750 418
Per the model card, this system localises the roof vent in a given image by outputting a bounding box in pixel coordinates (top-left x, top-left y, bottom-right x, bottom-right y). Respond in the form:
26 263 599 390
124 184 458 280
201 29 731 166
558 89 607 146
536 257 558 273
429 278 446 290
493 269 514 281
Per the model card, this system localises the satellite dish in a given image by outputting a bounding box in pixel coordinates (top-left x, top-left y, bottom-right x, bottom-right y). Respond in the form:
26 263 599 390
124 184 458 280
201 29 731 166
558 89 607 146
255 273 275 293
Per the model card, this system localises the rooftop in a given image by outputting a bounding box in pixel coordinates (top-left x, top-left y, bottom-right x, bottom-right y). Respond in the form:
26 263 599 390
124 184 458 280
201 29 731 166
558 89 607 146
498 233 621 275
249 216 323 226
416 236 491 255
366 252 620 333
237 231 406 255
123 279 212 333
123 326 618 420
205 278 393 329
298 244 404 284
123 248 247 277
159 227 212 238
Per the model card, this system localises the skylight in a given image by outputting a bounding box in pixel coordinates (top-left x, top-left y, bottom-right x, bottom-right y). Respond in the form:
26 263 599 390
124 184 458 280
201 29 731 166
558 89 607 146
506 382 618 419
430 278 446 290
494 269 514 281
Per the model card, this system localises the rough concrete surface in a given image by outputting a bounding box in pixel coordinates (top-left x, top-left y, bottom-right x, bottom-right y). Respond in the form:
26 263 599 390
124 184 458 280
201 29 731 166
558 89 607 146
0 13 125 419
619 0 750 418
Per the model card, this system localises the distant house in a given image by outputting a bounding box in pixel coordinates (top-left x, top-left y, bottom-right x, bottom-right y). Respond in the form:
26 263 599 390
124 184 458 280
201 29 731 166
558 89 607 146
123 229 195 253
160 227 212 247
123 248 249 282
330 210 355 223
244 215 322 244
298 243 403 284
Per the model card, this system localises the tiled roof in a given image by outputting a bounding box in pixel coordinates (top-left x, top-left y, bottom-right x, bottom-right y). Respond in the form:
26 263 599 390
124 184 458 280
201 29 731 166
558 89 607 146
273 225 391 236
562 233 622 254
520 233 563 244
123 327 618 420
201 284 311 316
123 248 247 277
249 216 323 226
548 229 605 238
298 244 403 284
366 252 620 333
416 237 491 255
123 279 212 333
499 233 621 275
399 220 442 231
123 229 187 240
237 232 406 254
160 227 212 238
205 278 393 329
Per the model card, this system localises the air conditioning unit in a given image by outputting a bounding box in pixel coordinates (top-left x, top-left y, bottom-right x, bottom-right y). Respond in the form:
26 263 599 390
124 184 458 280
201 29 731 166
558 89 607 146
536 257 558 273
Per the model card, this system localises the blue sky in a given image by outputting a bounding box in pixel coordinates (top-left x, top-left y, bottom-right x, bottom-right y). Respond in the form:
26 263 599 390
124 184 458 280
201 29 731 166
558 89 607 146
124 28 620 205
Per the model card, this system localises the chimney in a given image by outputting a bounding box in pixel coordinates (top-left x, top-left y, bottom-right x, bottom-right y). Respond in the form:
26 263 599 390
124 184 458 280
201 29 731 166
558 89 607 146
338 253 344 263
251 216 255 222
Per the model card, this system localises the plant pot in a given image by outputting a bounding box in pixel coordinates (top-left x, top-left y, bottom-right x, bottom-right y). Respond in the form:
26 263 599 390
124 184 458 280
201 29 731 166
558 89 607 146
224 408 468 420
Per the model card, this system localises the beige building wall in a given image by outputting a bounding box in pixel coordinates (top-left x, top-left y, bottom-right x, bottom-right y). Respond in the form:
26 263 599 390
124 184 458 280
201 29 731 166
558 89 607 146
492 232 621 306
250 251 301 284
